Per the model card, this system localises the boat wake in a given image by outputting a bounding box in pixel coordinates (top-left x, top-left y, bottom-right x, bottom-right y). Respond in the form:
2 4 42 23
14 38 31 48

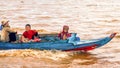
0 49 71 60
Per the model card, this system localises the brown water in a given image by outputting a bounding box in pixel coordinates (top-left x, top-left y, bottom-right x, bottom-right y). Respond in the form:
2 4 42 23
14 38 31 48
0 0 120 68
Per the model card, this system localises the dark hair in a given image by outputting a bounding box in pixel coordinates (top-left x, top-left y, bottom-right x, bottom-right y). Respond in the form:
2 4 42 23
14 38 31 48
25 24 31 27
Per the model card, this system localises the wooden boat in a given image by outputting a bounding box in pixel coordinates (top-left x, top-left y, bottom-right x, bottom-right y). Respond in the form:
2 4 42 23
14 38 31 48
0 33 116 52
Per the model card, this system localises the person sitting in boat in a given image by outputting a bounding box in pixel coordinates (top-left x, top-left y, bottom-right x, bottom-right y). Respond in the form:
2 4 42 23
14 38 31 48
58 25 71 40
1 19 17 42
21 24 41 43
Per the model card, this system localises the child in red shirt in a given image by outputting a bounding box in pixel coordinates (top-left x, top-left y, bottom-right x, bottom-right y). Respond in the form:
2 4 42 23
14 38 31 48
21 24 41 42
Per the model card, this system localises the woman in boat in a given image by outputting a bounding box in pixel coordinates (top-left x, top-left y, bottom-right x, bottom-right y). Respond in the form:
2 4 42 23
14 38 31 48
21 24 41 42
58 25 71 40
1 19 17 42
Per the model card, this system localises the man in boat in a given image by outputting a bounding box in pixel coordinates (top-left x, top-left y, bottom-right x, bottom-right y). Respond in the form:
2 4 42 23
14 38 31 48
58 25 71 40
1 19 17 42
21 24 41 42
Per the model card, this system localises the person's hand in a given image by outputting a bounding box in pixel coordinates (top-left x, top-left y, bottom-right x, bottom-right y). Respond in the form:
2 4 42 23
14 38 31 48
14 30 17 34
15 31 17 34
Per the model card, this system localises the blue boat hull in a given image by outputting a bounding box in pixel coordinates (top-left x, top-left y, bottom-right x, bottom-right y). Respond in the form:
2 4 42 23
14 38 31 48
0 33 116 51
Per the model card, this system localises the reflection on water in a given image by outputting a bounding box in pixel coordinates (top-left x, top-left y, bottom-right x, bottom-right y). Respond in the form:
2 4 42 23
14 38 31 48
0 0 120 68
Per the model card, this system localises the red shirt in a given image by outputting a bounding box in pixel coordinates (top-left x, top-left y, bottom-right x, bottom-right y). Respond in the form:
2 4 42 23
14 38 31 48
23 30 37 40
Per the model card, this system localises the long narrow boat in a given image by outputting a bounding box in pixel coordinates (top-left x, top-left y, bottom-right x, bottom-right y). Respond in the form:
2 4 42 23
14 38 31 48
0 33 116 52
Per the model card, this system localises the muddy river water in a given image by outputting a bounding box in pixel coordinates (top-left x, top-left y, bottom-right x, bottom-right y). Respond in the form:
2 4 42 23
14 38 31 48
0 0 120 68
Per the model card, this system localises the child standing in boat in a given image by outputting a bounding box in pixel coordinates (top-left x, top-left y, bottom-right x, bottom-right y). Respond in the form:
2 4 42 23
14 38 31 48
58 25 71 40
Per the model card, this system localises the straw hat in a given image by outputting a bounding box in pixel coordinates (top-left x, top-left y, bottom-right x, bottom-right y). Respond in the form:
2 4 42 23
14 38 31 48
1 19 9 26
